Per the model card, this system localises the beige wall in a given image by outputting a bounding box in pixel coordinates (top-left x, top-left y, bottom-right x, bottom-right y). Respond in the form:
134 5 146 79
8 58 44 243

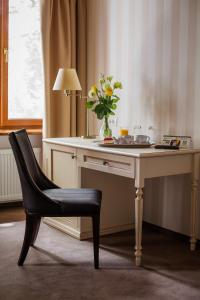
0 135 42 149
87 0 200 143
86 0 200 238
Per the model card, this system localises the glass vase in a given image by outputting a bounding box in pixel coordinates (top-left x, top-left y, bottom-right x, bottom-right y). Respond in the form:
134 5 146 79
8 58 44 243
99 116 112 139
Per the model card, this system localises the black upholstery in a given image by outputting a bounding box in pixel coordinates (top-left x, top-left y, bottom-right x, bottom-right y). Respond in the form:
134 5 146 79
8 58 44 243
43 189 101 215
9 129 102 268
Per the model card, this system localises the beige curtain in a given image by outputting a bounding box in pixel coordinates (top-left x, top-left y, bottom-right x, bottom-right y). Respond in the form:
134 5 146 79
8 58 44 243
40 0 87 138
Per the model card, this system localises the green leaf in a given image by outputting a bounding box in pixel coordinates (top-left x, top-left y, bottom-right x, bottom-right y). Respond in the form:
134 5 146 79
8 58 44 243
98 96 105 103
94 103 103 113
96 110 105 120
86 101 95 109
107 98 113 105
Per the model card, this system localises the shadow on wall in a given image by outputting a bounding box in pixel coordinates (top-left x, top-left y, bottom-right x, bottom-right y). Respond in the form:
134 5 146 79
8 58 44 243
144 174 194 237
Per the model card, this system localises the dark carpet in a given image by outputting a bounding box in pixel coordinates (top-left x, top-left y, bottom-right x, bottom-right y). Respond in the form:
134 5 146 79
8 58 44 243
0 221 200 300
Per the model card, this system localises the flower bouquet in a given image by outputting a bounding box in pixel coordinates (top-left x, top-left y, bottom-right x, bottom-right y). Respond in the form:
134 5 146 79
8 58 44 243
86 74 122 138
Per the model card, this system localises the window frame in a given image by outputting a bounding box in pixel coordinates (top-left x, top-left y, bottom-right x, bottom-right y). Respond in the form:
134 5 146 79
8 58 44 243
0 0 42 130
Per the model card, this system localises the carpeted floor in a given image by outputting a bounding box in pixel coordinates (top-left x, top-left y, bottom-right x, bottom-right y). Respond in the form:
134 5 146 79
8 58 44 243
0 221 200 300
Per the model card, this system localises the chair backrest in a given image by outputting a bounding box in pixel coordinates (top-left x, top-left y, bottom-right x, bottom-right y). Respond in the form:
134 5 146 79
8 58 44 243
10 129 44 185
9 129 59 213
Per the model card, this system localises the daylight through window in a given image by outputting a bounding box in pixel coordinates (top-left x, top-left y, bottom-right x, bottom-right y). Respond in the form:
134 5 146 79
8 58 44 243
0 0 43 129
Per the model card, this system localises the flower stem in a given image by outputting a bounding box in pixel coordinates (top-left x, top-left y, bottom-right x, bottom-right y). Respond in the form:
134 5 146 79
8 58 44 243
103 116 112 137
105 116 109 131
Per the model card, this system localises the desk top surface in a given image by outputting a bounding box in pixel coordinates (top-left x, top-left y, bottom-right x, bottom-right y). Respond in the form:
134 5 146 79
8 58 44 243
43 137 200 158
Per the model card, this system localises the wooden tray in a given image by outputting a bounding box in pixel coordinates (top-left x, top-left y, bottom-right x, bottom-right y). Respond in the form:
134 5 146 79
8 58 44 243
98 143 152 148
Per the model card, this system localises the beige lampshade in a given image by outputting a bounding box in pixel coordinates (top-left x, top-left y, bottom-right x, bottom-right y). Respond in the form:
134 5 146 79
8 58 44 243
53 68 82 91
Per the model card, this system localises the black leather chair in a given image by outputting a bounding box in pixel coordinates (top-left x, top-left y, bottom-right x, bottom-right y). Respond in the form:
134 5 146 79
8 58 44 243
9 129 102 268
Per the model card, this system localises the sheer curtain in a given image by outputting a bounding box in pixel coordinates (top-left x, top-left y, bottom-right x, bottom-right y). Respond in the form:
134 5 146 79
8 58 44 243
87 0 200 237
40 0 87 138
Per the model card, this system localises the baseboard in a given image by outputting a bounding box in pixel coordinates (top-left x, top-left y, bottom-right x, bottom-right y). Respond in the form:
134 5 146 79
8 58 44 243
43 217 82 239
43 217 200 244
43 217 134 240
143 221 200 244
0 201 22 208
80 224 134 240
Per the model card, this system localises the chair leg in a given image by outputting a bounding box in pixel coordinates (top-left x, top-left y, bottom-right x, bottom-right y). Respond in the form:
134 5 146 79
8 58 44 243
92 214 100 269
30 216 41 246
18 214 40 266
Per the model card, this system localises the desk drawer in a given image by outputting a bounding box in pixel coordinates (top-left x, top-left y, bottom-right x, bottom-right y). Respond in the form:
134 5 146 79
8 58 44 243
85 156 130 170
79 150 134 178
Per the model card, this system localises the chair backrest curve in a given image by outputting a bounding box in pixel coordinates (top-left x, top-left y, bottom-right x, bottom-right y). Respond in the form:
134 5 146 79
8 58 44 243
14 130 41 182
9 130 60 213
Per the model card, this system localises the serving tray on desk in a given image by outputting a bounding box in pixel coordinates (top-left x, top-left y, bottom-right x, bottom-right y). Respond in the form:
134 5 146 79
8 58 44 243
98 143 153 148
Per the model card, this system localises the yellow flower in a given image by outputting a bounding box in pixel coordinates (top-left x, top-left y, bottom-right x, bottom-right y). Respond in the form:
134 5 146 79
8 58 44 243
105 86 113 96
88 90 96 98
88 84 98 98
91 84 97 94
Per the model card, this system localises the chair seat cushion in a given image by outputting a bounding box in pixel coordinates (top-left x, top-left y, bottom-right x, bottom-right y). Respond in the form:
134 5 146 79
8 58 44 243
42 188 101 216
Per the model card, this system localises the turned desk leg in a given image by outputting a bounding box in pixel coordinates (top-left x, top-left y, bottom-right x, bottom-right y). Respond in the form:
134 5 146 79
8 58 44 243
190 179 198 251
190 153 200 251
135 187 144 266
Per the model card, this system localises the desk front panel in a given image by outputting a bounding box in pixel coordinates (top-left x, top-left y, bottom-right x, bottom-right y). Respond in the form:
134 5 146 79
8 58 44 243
139 154 194 180
78 149 135 178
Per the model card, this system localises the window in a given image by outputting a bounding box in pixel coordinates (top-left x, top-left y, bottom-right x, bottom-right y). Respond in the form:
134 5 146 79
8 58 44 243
0 0 43 129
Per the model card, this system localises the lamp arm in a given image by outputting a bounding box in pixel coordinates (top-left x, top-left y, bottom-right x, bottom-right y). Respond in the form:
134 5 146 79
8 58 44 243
64 90 98 101
79 92 88 99
64 90 87 99
63 89 98 138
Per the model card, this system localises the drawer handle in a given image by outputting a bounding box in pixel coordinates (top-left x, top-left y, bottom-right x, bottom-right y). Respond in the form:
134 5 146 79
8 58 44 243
103 161 109 166
71 154 76 159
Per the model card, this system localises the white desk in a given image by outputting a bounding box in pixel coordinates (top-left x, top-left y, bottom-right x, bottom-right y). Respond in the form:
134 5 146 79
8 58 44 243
43 137 200 266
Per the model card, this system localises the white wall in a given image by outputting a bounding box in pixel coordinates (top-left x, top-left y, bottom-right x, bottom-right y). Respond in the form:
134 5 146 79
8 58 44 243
86 0 200 237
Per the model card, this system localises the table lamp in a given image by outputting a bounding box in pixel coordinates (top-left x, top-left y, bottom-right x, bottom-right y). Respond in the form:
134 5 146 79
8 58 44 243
53 68 94 138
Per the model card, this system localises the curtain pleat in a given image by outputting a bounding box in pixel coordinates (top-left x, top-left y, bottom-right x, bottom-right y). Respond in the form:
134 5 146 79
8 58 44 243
40 0 86 138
